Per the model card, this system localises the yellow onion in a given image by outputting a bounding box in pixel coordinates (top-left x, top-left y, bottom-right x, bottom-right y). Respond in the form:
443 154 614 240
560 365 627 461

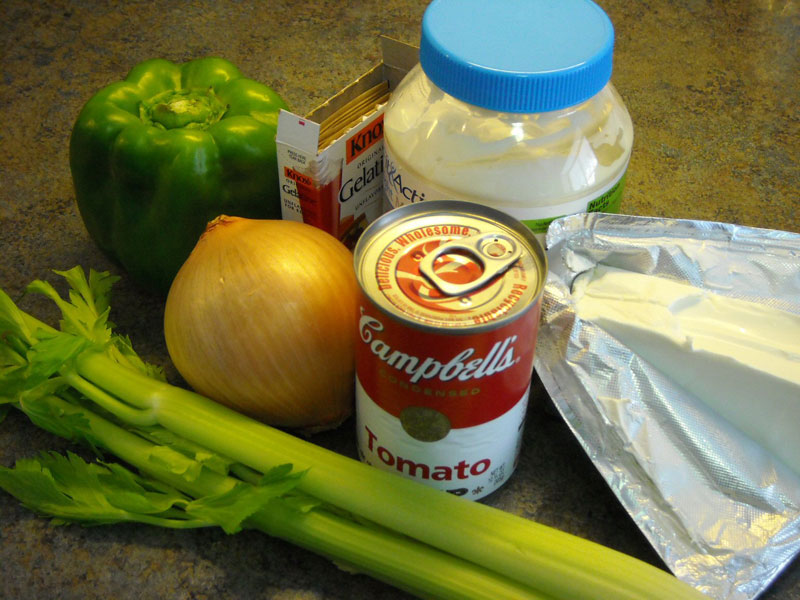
164 215 358 432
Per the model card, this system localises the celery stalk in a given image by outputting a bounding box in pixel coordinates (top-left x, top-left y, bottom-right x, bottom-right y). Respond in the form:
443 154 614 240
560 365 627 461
15 393 543 600
77 351 704 600
0 268 707 600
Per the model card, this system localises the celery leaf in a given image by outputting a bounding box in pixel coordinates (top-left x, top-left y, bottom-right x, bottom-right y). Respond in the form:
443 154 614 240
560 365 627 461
0 451 203 528
27 267 119 346
147 445 205 482
19 394 104 454
186 465 306 534
138 426 235 476
0 288 36 346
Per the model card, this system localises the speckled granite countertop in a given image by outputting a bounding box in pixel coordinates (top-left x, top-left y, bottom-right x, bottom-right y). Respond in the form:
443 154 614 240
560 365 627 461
1 1 798 599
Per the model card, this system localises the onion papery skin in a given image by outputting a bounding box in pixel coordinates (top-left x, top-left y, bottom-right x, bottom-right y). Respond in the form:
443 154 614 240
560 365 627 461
164 215 358 433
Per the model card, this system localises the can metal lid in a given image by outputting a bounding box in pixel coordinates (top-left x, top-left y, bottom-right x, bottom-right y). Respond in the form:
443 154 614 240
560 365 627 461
354 201 547 330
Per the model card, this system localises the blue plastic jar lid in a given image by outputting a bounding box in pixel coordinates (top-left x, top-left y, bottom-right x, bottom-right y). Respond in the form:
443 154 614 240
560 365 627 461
419 0 615 113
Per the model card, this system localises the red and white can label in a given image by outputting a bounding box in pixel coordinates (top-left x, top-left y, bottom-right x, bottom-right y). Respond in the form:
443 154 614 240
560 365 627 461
353 202 546 499
356 302 539 498
356 304 539 429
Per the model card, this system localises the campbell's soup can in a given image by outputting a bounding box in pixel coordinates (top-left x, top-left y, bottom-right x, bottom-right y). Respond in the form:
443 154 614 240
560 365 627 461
353 200 547 500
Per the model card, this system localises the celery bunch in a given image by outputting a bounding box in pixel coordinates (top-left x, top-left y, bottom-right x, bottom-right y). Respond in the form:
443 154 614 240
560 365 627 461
0 267 706 600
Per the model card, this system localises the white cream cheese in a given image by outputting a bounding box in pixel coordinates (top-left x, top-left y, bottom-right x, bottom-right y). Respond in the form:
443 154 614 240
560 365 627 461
572 265 800 476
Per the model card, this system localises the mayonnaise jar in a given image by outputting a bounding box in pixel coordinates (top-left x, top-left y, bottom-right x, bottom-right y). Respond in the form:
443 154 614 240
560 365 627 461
383 0 634 238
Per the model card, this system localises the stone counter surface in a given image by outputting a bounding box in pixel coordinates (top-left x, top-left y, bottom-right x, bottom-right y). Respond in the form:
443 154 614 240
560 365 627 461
1 1 797 599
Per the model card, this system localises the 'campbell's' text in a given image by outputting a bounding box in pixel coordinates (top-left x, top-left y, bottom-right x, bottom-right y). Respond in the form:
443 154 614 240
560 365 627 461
359 312 519 384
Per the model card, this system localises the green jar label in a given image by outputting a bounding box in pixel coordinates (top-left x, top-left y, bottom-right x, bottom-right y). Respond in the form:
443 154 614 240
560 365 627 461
522 173 627 235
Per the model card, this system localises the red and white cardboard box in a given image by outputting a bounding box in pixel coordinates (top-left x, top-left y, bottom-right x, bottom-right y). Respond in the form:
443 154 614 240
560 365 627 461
276 37 417 248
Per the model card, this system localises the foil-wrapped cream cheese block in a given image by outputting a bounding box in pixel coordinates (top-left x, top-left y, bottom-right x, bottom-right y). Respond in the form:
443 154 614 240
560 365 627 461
572 264 800 477
535 213 800 600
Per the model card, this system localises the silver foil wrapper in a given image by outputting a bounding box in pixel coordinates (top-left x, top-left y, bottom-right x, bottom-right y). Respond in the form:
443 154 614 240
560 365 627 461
534 213 800 599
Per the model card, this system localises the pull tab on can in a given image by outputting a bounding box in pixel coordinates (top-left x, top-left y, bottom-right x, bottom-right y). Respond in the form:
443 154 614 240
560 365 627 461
419 232 522 296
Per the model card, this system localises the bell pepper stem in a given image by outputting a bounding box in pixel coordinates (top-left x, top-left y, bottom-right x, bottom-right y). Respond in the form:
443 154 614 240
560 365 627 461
141 88 227 130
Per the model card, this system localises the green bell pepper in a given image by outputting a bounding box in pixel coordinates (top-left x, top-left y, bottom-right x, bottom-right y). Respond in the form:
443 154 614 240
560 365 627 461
69 57 290 294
